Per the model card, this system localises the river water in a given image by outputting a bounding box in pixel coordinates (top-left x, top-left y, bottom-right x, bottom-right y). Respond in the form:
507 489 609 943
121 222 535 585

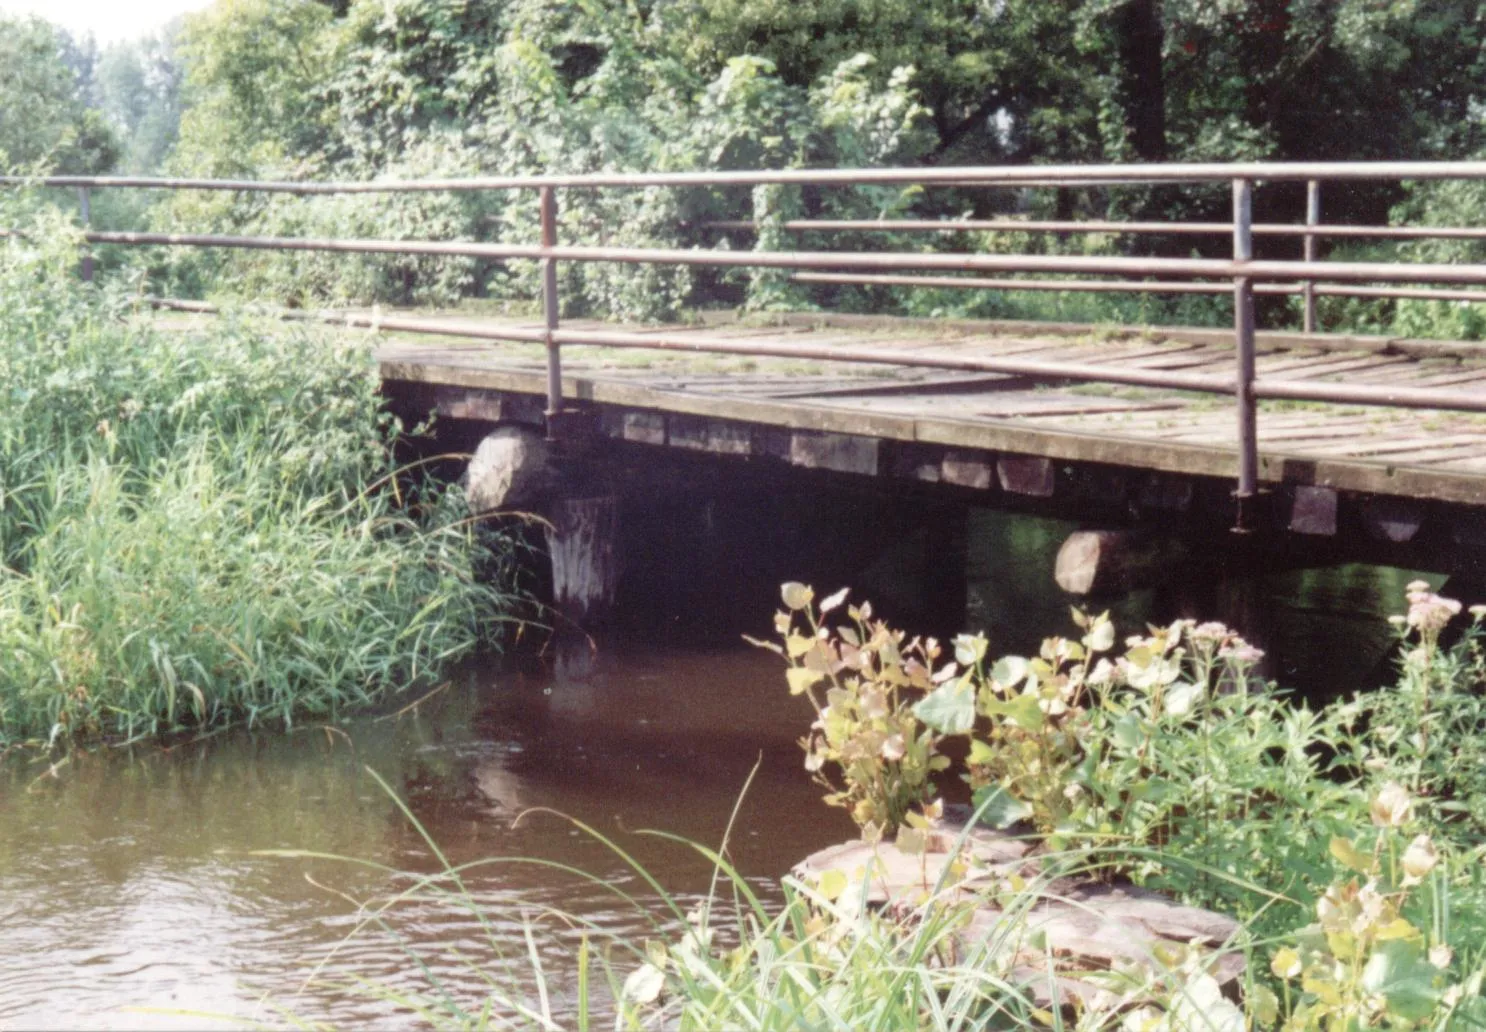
0 512 1435 1028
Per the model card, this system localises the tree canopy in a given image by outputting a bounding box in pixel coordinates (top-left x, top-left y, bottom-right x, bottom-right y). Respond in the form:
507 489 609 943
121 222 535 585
5 0 1486 328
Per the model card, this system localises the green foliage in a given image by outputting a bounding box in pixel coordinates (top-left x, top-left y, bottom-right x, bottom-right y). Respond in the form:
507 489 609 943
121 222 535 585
9 0 1477 336
92 29 185 174
757 583 952 838
0 198 518 744
1265 783 1485 1031
762 581 1486 1027
1332 584 1486 840
0 14 120 175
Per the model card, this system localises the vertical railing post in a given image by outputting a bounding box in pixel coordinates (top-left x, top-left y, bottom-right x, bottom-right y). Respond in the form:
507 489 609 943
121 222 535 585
1302 179 1320 333
77 186 93 283
1232 177 1258 532
540 185 562 435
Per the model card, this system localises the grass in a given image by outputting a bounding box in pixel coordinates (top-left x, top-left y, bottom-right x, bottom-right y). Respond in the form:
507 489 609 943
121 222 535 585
256 769 1262 1032
0 203 521 745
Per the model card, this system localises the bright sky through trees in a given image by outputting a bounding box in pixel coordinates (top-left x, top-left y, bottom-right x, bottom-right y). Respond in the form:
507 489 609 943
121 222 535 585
0 0 208 42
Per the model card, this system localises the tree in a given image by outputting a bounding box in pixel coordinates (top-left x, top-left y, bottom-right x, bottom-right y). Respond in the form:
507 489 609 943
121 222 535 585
95 29 186 173
0 15 118 174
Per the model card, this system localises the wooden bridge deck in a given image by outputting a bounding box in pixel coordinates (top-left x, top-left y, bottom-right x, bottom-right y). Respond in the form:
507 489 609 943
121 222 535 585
375 312 1486 508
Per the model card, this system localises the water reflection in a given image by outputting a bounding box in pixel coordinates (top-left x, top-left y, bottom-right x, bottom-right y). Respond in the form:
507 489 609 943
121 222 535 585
966 508 1430 702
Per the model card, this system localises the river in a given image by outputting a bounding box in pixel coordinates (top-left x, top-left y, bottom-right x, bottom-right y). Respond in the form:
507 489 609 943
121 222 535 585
0 509 1433 1028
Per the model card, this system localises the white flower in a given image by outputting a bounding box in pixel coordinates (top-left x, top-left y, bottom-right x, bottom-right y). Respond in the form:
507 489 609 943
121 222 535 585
1407 592 1462 633
1371 782 1414 828
1402 835 1438 883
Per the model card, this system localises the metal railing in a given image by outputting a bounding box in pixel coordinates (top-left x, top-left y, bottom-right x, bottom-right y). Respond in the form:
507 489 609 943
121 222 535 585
7 161 1486 528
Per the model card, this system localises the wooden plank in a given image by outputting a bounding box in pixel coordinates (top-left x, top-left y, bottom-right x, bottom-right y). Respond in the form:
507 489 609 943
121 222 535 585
982 399 1188 418
1255 351 1368 375
749 309 1433 358
1336 360 1466 384
1399 368 1486 388
1280 355 1417 380
379 356 1486 504
1360 442 1486 465
1097 347 1237 371
760 374 1016 400
904 335 1073 357
1425 454 1486 473
790 431 879 474
847 393 1183 420
1162 422 1399 447
1256 422 1403 443
1283 433 1486 458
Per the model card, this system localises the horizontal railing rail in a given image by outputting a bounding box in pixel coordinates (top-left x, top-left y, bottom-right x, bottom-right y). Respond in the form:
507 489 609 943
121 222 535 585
12 159 1486 191
69 229 1486 285
6 161 1486 528
700 218 1486 241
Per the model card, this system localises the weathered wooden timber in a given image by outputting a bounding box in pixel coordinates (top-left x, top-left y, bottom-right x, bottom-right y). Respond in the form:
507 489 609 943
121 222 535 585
1055 529 1188 596
372 310 1486 576
793 818 1244 1011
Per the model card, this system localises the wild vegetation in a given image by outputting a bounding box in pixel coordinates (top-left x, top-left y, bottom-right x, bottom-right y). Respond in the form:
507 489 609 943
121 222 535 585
0 197 516 746
4 1 1486 335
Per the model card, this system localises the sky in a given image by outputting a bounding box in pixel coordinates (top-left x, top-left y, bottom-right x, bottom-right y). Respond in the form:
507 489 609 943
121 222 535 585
0 0 212 43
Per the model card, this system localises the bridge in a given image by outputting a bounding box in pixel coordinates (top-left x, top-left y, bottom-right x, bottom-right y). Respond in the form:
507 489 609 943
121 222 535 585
13 161 1486 623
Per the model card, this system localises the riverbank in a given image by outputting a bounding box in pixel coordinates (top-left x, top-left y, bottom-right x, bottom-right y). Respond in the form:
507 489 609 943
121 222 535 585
0 206 517 746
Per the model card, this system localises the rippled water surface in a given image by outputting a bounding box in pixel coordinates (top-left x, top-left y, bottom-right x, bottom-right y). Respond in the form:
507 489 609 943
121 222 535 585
0 524 1438 1028
0 647 854 1029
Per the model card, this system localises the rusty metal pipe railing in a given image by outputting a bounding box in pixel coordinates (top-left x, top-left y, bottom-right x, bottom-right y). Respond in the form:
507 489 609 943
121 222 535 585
76 187 93 283
789 272 1486 304
72 230 1486 286
539 186 562 425
703 218 1486 241
15 160 1486 192
1303 181 1321 331
1232 179 1259 529
17 161 1486 526
792 271 1303 295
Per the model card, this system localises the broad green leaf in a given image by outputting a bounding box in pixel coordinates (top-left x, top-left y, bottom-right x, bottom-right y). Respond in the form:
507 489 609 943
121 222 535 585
1361 940 1440 1021
816 868 847 901
914 679 975 733
1111 712 1144 751
786 667 823 695
985 692 1043 731
895 826 928 855
972 785 1031 829
785 634 814 658
1329 836 1375 875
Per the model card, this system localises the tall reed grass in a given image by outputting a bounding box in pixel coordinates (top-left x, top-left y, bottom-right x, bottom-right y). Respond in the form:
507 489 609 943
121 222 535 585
0 201 518 744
